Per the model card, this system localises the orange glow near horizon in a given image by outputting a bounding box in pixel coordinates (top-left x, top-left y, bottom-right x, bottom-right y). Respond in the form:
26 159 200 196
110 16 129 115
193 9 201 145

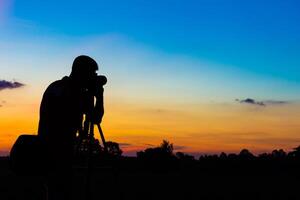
1 87 300 156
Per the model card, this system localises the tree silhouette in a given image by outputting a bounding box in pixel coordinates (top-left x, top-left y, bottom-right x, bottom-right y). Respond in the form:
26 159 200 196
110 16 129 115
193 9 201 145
137 140 176 161
271 149 286 159
239 149 254 160
176 152 195 161
288 145 300 158
219 152 227 160
160 140 173 155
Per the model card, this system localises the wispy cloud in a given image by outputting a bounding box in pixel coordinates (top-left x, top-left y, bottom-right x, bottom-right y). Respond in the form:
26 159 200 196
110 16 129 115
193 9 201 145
174 145 187 151
264 100 289 105
0 80 25 91
119 143 132 147
144 143 155 147
236 98 289 107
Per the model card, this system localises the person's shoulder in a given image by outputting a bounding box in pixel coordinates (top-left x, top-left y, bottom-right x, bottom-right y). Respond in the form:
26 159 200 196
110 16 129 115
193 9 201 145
45 76 70 94
48 76 69 87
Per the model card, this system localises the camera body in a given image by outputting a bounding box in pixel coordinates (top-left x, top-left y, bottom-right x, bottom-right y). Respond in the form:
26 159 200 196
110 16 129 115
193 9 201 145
87 75 107 96
93 75 107 86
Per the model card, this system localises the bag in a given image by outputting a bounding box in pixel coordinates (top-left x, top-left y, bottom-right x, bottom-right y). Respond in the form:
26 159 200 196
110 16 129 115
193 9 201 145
10 134 47 175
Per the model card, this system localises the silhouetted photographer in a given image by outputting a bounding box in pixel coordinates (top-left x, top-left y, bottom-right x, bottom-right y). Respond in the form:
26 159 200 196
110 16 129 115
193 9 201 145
38 55 107 200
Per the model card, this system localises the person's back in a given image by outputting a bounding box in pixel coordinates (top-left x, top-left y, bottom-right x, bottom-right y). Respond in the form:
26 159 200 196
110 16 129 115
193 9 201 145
38 76 84 165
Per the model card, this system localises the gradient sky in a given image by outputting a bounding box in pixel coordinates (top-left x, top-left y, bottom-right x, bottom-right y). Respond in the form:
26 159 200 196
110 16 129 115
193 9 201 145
1 0 300 156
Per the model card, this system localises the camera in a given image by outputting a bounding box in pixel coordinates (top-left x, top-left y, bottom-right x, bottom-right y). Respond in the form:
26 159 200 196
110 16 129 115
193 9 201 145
94 75 107 86
87 75 107 95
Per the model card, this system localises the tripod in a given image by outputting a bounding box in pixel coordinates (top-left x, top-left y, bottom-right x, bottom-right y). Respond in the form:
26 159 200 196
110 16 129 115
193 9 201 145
82 116 107 200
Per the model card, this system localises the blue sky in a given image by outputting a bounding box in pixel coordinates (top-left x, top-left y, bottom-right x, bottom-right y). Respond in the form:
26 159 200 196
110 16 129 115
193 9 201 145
0 0 299 102
9 0 300 82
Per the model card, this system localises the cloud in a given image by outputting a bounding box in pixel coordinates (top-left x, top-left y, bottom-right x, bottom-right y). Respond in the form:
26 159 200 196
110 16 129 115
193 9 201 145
236 98 265 106
119 143 132 147
264 100 289 105
144 143 155 147
236 98 289 107
0 80 25 91
173 145 187 151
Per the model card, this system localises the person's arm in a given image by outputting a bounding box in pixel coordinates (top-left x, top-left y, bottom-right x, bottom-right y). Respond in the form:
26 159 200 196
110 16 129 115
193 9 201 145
92 87 104 124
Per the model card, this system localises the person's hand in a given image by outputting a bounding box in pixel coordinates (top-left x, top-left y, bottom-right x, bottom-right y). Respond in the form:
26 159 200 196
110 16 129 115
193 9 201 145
94 86 104 99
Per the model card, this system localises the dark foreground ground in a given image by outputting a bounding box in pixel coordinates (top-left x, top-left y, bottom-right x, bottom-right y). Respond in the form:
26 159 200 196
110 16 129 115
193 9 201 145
1 156 300 200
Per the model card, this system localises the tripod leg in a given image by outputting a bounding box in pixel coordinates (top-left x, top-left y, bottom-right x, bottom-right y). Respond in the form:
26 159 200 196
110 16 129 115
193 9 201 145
85 122 94 200
96 124 108 152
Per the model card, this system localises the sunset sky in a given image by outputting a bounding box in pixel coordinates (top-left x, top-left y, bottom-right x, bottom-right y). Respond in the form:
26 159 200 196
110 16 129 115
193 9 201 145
1 0 300 156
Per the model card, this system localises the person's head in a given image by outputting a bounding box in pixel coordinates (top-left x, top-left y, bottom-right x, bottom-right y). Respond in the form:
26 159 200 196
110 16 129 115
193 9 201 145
70 55 98 87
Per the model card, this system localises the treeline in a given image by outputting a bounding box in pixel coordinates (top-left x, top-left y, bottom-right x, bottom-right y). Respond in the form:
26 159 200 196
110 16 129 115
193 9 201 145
81 139 300 162
3 139 300 166
72 139 299 176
